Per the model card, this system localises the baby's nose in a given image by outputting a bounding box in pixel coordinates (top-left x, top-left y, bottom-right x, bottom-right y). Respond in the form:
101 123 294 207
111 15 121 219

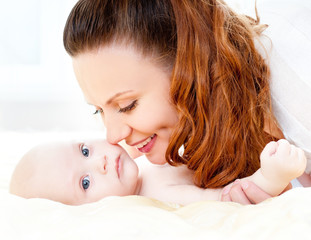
98 156 108 174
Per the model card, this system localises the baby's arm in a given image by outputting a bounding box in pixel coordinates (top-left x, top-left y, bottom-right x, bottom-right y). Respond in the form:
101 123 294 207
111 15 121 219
152 184 222 205
142 140 306 205
138 161 223 205
245 139 307 196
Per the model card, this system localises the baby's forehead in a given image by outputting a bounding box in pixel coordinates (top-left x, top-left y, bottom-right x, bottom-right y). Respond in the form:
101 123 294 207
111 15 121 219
32 141 73 155
25 141 75 166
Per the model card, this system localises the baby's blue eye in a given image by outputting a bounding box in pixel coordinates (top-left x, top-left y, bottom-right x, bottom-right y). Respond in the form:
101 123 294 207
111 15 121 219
81 144 89 157
82 176 90 190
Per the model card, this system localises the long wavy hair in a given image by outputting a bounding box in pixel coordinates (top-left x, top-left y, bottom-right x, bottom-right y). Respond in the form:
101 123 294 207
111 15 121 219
64 0 278 188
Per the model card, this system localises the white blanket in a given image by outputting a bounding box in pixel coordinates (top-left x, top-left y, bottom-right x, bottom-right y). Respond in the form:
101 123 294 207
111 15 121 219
1 188 311 240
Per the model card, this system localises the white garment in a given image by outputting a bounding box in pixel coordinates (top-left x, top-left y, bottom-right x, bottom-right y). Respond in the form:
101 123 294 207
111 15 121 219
291 178 303 188
256 0 311 173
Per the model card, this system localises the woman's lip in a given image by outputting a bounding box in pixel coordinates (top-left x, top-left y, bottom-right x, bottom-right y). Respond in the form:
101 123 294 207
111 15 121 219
137 134 157 153
129 135 155 147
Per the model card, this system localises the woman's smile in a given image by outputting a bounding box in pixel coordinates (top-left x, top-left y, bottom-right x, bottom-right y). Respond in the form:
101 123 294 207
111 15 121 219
135 134 157 153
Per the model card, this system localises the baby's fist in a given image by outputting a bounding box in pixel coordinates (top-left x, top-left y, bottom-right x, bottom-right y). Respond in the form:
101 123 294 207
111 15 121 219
260 139 307 182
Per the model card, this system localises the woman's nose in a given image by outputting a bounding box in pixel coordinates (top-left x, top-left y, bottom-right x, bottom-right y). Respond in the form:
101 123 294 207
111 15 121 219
105 117 132 144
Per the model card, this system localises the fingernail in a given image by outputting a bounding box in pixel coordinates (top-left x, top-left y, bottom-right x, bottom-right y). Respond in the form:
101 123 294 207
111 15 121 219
241 181 248 190
233 179 240 185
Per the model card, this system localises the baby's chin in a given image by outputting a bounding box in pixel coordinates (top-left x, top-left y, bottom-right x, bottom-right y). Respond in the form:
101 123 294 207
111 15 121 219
128 173 141 196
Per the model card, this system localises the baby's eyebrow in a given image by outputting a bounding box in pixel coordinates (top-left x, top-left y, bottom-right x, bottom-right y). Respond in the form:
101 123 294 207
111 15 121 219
71 172 83 203
69 143 85 201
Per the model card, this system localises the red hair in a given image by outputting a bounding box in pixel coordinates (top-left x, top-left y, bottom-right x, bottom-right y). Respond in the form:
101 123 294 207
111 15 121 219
64 0 278 188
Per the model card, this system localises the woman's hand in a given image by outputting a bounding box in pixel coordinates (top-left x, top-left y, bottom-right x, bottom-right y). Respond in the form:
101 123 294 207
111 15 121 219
221 180 292 204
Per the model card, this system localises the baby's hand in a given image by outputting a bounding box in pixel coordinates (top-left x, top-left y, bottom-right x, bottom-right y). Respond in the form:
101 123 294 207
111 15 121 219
260 139 307 183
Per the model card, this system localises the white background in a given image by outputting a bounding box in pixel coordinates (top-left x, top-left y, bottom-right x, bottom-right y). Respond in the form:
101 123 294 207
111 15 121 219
0 0 254 132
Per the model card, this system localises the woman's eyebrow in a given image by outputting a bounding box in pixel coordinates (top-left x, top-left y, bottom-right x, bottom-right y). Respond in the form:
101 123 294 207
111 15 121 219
106 90 134 104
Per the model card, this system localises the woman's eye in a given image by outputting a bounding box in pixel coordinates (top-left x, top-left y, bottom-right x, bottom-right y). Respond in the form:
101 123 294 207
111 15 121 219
118 100 138 113
93 108 103 115
81 144 89 157
82 176 90 190
87 104 103 115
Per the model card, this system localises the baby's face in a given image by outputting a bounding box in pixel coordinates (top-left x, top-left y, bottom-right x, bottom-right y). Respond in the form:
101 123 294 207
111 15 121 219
14 139 139 205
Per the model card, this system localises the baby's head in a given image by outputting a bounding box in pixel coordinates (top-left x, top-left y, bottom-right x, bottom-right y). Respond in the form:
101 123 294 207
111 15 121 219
10 139 139 205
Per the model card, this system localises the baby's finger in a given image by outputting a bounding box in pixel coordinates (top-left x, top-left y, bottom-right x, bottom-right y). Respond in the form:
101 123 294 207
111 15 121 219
297 148 307 169
289 145 299 158
260 141 278 159
277 139 291 156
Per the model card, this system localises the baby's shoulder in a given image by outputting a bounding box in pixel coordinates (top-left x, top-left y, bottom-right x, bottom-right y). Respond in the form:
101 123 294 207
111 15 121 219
136 157 193 186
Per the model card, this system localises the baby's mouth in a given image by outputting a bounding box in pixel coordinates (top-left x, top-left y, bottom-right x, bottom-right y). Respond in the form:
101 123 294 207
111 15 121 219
115 156 121 178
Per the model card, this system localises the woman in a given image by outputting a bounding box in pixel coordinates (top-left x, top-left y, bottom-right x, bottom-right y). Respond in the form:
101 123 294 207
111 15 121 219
63 0 311 204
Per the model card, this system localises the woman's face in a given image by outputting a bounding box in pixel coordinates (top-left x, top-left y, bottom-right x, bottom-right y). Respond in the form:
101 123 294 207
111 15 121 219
72 45 179 164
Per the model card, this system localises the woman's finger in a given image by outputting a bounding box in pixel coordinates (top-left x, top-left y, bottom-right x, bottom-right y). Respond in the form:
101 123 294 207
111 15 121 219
229 181 252 205
221 184 232 202
240 180 272 204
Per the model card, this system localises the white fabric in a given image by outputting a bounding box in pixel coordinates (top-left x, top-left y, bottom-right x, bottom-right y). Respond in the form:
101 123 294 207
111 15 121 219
257 0 311 173
291 178 303 188
1 188 311 239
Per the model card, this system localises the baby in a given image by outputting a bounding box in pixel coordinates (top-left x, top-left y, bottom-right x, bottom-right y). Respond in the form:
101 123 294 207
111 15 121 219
10 139 306 206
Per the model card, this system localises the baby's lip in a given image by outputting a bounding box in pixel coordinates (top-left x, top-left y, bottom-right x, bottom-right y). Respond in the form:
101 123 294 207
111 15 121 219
115 156 120 178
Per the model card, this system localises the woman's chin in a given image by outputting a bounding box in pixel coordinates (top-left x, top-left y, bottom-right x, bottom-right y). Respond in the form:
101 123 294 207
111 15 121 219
145 153 167 165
